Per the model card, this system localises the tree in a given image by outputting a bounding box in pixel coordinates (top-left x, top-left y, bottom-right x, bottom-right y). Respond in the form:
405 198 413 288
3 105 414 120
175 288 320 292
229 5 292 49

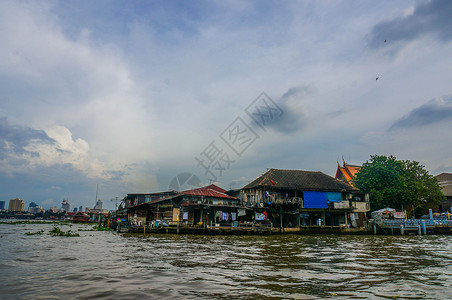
354 155 444 213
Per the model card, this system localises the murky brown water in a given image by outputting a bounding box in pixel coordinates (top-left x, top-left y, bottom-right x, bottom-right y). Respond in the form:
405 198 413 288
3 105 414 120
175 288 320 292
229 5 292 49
1 222 452 299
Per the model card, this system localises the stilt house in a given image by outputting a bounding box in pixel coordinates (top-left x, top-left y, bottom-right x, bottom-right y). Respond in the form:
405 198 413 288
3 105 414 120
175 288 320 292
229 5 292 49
241 169 369 228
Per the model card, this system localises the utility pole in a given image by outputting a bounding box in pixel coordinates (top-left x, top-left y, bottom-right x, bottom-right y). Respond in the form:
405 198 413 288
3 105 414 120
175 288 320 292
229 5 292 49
111 197 120 209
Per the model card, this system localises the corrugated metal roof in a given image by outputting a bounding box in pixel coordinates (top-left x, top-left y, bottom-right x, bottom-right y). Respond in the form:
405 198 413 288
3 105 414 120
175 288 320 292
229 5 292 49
127 193 183 209
182 186 237 199
203 184 227 194
435 173 452 182
435 173 452 196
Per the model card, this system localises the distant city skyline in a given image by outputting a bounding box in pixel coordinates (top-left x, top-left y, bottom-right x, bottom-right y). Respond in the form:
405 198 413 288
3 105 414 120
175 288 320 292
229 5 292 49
0 197 101 212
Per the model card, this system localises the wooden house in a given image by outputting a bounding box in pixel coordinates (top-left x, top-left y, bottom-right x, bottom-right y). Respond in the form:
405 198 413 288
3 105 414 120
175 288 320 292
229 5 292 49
241 169 369 228
119 185 240 228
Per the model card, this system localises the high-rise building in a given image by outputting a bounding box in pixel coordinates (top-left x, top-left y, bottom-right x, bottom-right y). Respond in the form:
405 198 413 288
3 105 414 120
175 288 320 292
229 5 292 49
28 201 42 214
28 206 43 214
79 206 83 212
8 198 25 212
61 199 71 212
0 201 5 210
73 207 78 212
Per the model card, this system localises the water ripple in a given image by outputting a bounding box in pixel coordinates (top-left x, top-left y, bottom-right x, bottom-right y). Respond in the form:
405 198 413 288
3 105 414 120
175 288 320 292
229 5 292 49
1 224 452 299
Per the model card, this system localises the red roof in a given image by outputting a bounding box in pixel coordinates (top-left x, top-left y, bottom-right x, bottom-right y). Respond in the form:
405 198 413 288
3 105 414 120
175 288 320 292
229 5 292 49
182 186 236 199
204 184 227 193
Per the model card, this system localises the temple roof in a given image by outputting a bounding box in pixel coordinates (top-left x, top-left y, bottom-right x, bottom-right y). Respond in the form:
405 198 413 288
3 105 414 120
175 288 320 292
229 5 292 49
335 161 361 185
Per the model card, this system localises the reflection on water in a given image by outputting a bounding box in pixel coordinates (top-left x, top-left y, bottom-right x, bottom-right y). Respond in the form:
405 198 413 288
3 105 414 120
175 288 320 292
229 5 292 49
1 222 452 299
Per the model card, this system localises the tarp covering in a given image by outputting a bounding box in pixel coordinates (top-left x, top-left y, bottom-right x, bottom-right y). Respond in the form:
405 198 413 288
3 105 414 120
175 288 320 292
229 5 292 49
303 191 328 208
326 192 342 202
373 207 396 214
371 207 405 219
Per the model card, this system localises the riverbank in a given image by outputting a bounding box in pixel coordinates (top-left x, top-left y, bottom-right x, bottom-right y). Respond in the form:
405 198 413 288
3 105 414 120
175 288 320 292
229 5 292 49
123 223 370 235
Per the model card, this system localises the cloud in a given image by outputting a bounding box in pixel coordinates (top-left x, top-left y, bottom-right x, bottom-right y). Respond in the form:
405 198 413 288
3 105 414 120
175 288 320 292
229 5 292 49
256 86 312 134
0 118 121 183
0 117 54 159
390 94 452 130
25 125 91 169
368 0 452 52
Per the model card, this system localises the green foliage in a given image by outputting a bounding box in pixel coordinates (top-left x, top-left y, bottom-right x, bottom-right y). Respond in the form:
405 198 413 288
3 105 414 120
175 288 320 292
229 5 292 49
354 155 444 211
49 225 80 237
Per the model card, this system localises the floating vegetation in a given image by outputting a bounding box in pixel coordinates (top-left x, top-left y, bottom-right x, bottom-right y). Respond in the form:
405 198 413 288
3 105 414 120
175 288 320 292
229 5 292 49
25 230 44 235
49 226 80 237
92 225 111 231
0 220 59 225
78 224 111 231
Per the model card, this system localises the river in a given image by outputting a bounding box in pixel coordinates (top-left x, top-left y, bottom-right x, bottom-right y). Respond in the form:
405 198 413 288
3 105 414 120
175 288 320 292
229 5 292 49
1 221 452 299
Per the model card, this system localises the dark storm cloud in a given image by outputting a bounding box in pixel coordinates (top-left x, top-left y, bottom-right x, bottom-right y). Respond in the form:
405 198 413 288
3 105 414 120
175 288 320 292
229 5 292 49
0 163 96 208
390 95 452 130
0 117 54 158
368 0 452 50
257 86 310 134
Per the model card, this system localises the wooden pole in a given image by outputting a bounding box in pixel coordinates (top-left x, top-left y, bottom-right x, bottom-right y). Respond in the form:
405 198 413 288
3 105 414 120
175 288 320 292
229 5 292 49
280 205 283 233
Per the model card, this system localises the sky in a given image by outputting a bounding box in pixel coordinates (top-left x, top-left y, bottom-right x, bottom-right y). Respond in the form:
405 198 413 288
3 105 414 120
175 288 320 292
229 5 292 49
1 0 452 211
